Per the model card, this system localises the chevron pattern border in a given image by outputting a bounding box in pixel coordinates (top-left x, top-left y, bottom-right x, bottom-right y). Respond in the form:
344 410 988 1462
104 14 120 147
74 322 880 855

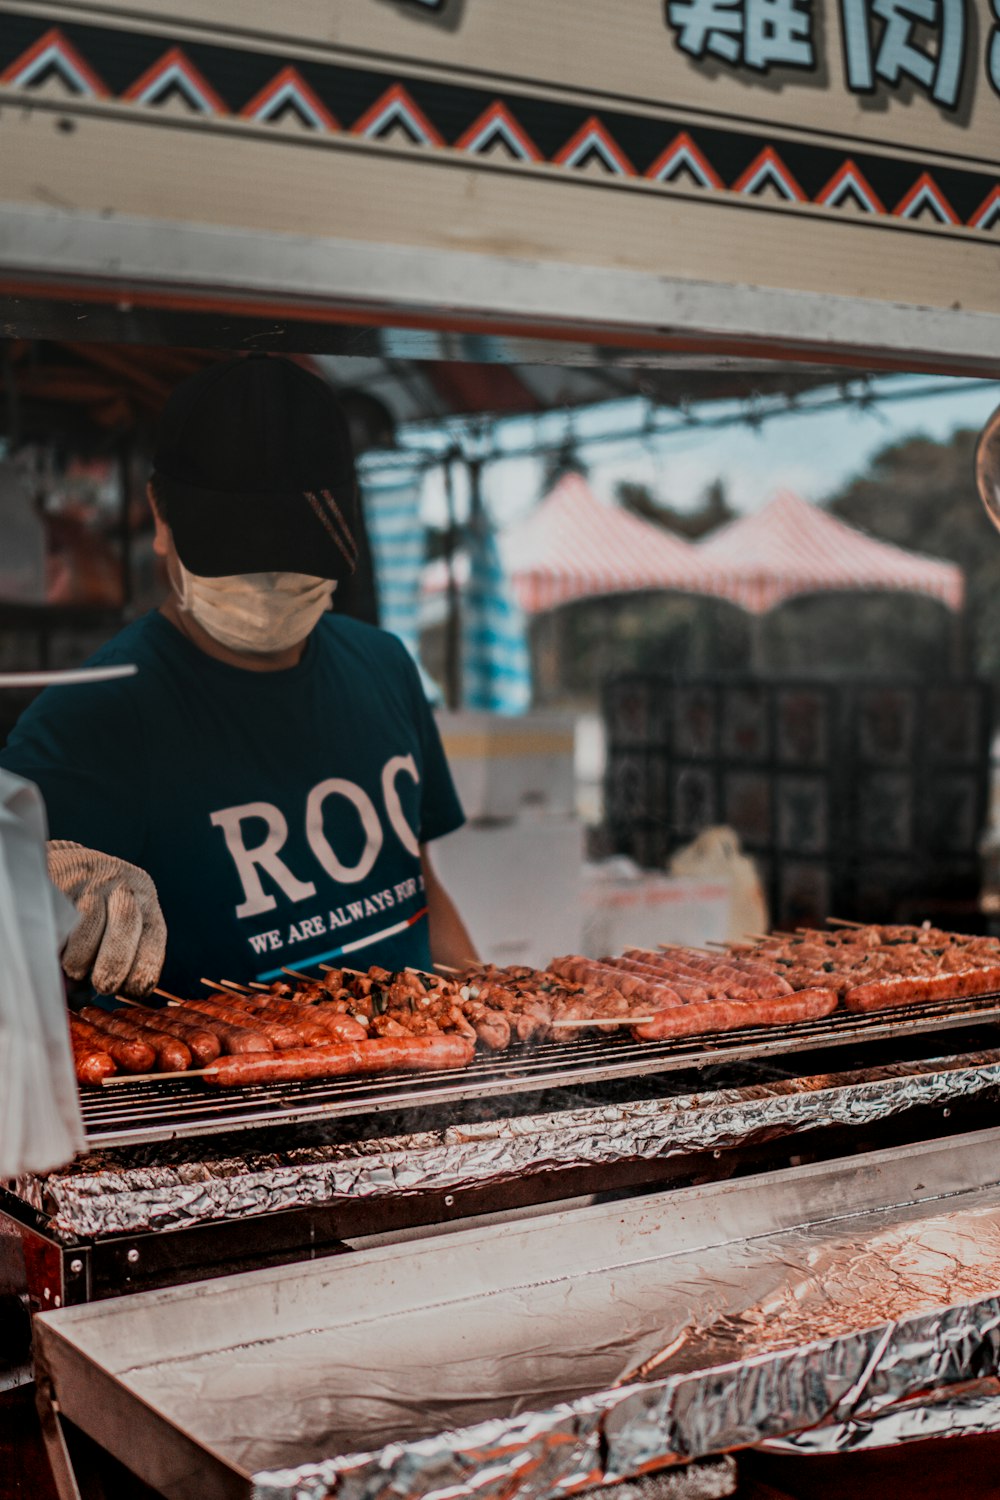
2 17 998 237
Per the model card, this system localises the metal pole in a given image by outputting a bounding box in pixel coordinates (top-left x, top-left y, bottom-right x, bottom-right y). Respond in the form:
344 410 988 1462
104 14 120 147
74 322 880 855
442 450 461 711
467 454 484 522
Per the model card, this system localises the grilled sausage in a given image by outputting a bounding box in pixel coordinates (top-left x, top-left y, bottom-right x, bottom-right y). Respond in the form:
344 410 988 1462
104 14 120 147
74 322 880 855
161 1005 273 1055
202 1033 475 1087
631 987 838 1040
622 948 794 1001
844 965 1000 1013
612 955 711 1002
69 1026 117 1085
551 956 683 1007
124 1006 221 1065
188 995 304 1050
69 1015 155 1074
719 958 796 996
307 1005 371 1042
223 994 344 1047
652 948 793 1001
79 1006 192 1073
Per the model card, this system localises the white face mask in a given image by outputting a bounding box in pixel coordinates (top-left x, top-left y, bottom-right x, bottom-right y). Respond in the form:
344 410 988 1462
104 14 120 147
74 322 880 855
175 563 336 654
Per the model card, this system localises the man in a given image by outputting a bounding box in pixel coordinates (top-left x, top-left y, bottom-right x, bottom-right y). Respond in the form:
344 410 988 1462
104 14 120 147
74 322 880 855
1 355 476 996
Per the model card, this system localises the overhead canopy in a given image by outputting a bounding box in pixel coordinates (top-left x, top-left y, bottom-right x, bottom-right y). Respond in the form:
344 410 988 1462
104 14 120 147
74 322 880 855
0 342 222 446
0 338 858 449
502 472 731 615
316 358 852 426
698 489 964 614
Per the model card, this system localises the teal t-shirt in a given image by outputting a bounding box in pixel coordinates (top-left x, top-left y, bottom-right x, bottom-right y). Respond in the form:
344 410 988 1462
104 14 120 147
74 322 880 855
0 612 464 993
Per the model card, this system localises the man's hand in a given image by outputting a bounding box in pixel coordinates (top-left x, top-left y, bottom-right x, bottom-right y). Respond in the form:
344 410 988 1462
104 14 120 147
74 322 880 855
46 841 167 996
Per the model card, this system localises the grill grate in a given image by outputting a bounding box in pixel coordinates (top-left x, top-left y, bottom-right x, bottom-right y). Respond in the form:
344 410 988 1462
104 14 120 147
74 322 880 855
79 993 1000 1147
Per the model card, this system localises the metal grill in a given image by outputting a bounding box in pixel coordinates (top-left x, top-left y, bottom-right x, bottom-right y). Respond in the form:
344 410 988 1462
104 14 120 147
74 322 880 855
80 993 1000 1147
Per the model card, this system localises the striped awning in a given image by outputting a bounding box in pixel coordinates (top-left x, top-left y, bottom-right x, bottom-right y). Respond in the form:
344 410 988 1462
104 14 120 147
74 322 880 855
462 512 532 714
502 472 730 614
698 490 965 615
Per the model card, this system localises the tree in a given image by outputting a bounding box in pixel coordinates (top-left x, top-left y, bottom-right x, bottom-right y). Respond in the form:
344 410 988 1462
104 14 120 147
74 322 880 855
615 477 735 539
826 428 1000 676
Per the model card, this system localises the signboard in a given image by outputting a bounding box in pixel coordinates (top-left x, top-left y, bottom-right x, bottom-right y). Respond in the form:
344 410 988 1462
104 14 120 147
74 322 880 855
1 1 999 368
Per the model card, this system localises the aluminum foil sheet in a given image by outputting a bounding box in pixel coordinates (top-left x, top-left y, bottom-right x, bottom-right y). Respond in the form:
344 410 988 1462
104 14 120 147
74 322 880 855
34 1133 1000 1500
760 1379 1000 1454
14 1047 1000 1241
245 1216 1000 1500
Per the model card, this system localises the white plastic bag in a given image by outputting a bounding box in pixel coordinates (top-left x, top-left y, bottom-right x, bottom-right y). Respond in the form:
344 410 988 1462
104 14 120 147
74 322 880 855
669 825 769 942
0 768 85 1176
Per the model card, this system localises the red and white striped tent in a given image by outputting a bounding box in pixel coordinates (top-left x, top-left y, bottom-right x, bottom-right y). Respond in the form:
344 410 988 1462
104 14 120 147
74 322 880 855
501 471 732 614
698 489 964 614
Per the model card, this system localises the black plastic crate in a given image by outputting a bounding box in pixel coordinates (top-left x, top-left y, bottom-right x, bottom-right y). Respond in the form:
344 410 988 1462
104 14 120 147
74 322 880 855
603 674 992 925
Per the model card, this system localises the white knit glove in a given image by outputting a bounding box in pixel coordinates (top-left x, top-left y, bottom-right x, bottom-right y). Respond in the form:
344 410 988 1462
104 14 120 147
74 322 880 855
46 841 167 996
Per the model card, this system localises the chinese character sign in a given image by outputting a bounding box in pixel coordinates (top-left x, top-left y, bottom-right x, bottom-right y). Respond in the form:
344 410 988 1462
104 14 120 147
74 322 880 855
841 0 965 108
667 0 815 72
666 0 996 114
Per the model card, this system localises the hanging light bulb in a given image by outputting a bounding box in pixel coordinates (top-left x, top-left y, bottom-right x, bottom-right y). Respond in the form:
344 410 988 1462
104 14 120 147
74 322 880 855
976 404 1000 534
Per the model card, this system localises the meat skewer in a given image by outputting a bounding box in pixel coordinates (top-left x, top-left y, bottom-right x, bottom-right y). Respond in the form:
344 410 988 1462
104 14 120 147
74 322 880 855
632 987 838 1040
69 1014 156 1074
70 1025 117 1085
82 917 1000 1090
117 998 221 1065
214 989 357 1047
192 990 308 1050
150 991 273 1054
202 1033 475 1087
78 1006 192 1072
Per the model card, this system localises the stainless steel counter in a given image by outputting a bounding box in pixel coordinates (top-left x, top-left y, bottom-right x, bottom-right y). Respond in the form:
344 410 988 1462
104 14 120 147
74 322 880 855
34 1127 1000 1500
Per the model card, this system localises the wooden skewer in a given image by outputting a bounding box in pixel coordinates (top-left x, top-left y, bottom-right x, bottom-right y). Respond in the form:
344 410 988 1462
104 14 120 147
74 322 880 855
248 981 270 991
658 943 731 956
144 994 196 1011
826 917 866 928
433 962 464 975
319 963 367 977
199 977 249 993
657 941 731 960
549 1016 655 1028
102 1068 209 1085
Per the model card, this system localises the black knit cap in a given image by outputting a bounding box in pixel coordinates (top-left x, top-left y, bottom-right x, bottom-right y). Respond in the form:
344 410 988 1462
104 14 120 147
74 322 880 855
151 354 358 580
